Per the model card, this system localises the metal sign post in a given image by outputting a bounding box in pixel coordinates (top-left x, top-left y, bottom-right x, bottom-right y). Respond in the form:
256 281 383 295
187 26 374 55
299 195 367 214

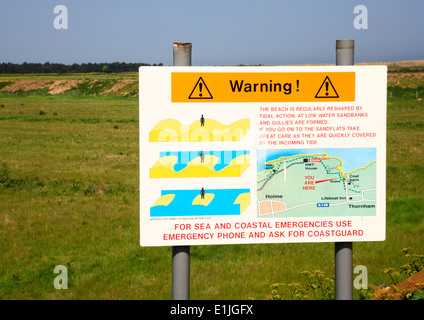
139 40 386 301
172 42 191 300
335 39 354 300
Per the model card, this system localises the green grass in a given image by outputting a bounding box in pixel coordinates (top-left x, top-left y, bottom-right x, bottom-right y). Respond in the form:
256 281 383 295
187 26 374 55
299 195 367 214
0 87 423 299
0 94 141 299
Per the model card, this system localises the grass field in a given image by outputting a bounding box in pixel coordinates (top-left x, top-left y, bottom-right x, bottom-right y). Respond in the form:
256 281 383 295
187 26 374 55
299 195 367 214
0 72 423 299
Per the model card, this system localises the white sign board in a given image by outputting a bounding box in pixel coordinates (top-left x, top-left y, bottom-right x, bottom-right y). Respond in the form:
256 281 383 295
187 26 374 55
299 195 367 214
139 66 386 247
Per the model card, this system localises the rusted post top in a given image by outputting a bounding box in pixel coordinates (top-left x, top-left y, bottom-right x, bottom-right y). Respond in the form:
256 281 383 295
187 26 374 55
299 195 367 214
173 42 192 47
173 42 192 66
336 39 354 49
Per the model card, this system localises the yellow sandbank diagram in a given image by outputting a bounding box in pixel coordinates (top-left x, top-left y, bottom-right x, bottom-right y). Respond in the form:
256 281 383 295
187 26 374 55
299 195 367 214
234 192 251 214
151 194 175 207
192 193 215 206
150 154 250 178
149 118 250 142
150 191 251 215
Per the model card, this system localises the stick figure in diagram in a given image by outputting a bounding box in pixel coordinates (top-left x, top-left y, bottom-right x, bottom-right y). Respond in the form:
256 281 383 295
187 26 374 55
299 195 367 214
200 114 205 127
200 187 205 199
200 151 205 163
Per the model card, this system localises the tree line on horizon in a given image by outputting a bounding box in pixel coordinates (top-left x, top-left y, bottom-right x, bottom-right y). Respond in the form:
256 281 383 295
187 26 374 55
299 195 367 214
0 62 164 74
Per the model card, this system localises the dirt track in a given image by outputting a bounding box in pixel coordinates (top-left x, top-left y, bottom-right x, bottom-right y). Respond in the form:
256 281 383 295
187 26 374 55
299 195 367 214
0 78 138 96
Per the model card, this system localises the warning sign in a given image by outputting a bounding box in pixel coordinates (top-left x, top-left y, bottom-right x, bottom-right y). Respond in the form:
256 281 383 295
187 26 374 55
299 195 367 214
188 77 213 99
315 76 339 98
140 65 387 247
171 71 355 103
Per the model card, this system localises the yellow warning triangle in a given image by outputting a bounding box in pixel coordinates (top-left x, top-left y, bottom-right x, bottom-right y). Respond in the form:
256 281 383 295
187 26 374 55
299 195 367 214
315 76 339 98
188 77 213 99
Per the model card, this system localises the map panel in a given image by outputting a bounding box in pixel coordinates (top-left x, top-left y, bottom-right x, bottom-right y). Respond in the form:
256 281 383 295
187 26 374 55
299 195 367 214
257 148 376 217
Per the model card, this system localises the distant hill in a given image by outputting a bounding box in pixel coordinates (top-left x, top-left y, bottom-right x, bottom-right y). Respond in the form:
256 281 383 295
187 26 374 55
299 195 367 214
0 62 161 74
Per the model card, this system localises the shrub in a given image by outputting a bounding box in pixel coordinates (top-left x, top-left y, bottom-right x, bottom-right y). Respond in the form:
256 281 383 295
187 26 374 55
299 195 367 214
267 270 334 300
266 248 423 300
267 282 307 300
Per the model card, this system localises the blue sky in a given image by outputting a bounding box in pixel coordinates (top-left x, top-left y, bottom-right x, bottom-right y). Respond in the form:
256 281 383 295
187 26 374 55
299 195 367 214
1 0 423 65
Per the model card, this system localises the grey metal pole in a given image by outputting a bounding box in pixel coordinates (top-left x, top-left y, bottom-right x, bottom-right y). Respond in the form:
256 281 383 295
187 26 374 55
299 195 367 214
335 39 354 300
172 42 191 300
336 39 354 66
335 242 353 300
173 42 192 67
172 245 190 300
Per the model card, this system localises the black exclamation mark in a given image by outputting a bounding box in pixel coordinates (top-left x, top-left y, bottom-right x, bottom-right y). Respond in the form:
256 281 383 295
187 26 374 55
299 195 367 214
296 80 299 92
325 81 329 96
199 82 203 97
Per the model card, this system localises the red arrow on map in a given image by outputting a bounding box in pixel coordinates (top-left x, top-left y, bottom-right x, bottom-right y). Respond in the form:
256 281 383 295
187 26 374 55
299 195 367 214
315 178 338 184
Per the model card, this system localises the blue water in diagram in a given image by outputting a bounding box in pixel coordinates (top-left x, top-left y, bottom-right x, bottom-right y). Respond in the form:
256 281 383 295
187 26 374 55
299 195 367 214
150 188 250 217
160 150 249 172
